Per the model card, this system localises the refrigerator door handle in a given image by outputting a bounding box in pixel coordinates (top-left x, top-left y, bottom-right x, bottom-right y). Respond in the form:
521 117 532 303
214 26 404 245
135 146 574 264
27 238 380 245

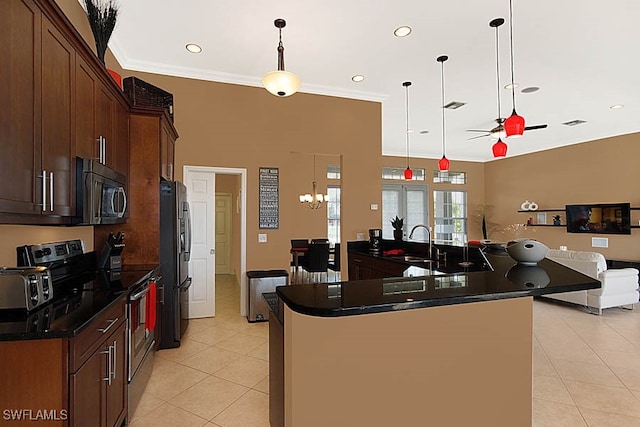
183 201 192 261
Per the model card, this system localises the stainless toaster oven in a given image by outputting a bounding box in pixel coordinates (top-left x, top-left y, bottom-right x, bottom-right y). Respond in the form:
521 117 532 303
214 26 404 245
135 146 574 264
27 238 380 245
0 267 53 311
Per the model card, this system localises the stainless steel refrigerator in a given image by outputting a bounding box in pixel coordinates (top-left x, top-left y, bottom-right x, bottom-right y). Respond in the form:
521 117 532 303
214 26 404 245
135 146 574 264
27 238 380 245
159 180 192 348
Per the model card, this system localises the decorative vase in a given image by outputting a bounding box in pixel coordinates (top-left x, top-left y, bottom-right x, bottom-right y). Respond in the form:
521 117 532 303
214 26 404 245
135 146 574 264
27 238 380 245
393 229 403 241
506 239 549 265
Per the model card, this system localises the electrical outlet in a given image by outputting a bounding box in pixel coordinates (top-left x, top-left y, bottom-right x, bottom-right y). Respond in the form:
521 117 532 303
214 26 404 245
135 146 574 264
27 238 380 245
370 203 379 210
592 237 608 248
258 234 267 243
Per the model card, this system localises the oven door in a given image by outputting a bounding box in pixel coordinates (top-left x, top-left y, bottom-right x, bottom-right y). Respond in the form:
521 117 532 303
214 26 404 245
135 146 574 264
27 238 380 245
127 280 155 381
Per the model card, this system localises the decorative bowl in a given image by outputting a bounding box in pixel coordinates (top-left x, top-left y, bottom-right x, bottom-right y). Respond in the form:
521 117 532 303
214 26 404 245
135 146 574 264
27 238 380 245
506 239 549 265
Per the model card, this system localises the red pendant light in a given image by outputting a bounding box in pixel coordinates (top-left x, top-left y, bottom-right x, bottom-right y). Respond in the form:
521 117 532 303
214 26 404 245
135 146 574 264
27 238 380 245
437 55 449 172
404 167 413 180
402 81 413 180
505 0 525 138
492 138 508 157
490 18 509 158
438 156 450 171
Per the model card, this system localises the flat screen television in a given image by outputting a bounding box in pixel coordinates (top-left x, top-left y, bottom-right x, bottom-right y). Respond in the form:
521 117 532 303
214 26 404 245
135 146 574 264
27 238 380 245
565 203 631 235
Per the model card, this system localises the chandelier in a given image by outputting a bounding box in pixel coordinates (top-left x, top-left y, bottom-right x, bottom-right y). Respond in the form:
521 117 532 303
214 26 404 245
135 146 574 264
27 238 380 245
299 155 328 209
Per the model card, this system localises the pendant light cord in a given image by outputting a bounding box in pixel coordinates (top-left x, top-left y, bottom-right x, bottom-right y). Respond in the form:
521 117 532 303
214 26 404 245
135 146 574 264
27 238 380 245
508 0 516 110
405 83 410 168
277 27 285 71
440 60 446 157
495 25 502 120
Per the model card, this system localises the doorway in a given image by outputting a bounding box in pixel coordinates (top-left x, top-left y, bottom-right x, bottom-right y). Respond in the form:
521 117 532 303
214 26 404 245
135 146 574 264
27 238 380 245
183 165 247 318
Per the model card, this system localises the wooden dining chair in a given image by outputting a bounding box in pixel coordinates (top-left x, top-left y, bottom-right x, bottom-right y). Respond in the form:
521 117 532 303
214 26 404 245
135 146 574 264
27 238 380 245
290 239 309 283
301 242 330 283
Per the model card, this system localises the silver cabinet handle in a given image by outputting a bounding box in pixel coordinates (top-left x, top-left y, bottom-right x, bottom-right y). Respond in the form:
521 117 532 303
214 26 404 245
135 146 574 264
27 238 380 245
40 170 47 212
49 172 54 212
98 317 119 334
117 187 127 217
102 136 106 165
101 346 112 385
111 340 117 380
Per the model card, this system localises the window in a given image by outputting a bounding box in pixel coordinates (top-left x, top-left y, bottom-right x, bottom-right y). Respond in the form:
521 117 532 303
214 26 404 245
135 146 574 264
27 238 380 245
382 167 425 181
327 165 341 179
382 184 429 240
433 190 467 245
327 186 341 243
433 170 467 184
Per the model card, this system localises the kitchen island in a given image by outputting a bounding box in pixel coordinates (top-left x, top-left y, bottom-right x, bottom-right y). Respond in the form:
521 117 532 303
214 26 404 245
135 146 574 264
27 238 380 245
267 248 600 427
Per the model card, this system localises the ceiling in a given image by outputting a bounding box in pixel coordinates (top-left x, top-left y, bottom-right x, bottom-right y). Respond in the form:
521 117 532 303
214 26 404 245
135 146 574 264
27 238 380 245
106 0 640 162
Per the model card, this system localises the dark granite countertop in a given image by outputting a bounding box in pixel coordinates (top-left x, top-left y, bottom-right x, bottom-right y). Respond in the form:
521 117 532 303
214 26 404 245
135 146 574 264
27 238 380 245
0 265 158 341
276 250 600 317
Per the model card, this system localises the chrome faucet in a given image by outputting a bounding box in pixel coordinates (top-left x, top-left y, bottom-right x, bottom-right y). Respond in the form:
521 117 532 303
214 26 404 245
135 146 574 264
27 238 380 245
408 224 432 259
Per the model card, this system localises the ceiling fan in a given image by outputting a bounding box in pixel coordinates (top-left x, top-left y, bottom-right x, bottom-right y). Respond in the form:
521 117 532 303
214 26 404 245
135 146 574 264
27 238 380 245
466 118 547 140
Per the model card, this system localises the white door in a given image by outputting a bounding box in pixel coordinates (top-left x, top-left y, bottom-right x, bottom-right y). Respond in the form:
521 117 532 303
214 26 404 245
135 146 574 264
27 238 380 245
185 170 216 318
215 194 232 274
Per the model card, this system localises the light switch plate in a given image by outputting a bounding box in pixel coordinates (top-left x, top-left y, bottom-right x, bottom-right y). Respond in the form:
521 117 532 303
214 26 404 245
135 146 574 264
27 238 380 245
258 233 267 243
592 237 608 248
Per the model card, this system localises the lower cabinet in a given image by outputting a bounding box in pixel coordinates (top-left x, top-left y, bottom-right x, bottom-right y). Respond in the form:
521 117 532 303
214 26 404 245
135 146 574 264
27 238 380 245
70 320 126 427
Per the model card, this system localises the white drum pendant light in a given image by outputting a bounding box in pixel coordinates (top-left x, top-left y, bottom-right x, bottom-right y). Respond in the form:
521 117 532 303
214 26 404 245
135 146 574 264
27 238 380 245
262 18 301 97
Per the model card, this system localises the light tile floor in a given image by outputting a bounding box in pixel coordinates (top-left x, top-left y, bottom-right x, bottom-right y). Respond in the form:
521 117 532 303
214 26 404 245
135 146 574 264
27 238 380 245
131 275 640 426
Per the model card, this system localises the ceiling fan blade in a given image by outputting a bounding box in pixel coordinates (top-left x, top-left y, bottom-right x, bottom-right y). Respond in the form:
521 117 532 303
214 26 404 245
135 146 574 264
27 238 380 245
524 124 548 131
467 133 490 141
466 129 492 133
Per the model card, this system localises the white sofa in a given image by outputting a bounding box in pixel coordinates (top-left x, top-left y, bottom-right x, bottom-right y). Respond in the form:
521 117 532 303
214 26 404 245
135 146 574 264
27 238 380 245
545 249 639 314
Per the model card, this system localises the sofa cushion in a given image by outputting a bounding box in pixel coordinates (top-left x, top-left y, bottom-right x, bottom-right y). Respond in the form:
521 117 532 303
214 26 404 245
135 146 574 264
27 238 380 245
546 250 608 276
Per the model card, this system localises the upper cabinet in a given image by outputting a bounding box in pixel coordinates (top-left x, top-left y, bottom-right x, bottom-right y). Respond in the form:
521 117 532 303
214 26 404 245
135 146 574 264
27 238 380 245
1 0 130 224
0 0 74 219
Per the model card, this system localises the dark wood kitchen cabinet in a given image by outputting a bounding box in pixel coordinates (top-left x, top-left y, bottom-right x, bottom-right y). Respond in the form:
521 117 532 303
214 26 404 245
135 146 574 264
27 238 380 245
74 55 129 178
70 321 127 427
0 0 73 219
1 0 130 224
0 297 127 427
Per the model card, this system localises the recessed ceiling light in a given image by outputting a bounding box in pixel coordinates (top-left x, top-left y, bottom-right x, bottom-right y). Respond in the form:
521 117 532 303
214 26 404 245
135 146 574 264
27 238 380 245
394 26 412 37
610 104 624 110
351 75 365 82
185 43 202 53
504 83 519 90
521 86 539 93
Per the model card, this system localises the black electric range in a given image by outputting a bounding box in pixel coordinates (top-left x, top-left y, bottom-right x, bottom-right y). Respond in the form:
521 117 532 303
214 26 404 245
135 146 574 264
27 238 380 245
0 241 155 341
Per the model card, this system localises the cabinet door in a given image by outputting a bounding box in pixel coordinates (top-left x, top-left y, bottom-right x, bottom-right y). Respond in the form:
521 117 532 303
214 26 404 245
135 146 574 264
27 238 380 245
70 343 107 427
0 0 41 214
75 54 98 163
96 85 114 165
41 15 74 216
105 322 127 427
160 119 175 180
111 101 129 177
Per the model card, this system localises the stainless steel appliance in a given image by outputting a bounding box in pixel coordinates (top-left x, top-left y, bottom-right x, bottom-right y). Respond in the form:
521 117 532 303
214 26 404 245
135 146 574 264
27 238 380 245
159 181 192 348
74 157 127 225
0 267 52 311
126 274 157 418
369 228 383 254
247 270 288 322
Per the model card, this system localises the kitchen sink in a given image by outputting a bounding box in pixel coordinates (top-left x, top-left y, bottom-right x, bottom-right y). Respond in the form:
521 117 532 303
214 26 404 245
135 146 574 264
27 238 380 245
391 255 434 264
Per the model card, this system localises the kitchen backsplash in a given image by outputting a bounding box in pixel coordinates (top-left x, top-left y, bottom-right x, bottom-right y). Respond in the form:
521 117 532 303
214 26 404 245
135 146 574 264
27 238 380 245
0 225 94 266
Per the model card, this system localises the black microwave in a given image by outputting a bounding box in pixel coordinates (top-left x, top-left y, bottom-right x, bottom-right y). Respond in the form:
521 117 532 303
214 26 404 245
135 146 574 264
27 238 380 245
73 157 127 225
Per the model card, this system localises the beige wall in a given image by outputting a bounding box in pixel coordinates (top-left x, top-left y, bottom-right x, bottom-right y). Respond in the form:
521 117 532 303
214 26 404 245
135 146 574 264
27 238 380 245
3 0 637 270
485 133 640 260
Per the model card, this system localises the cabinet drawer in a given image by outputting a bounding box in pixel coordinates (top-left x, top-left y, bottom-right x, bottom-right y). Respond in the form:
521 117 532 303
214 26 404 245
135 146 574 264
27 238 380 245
70 299 125 371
